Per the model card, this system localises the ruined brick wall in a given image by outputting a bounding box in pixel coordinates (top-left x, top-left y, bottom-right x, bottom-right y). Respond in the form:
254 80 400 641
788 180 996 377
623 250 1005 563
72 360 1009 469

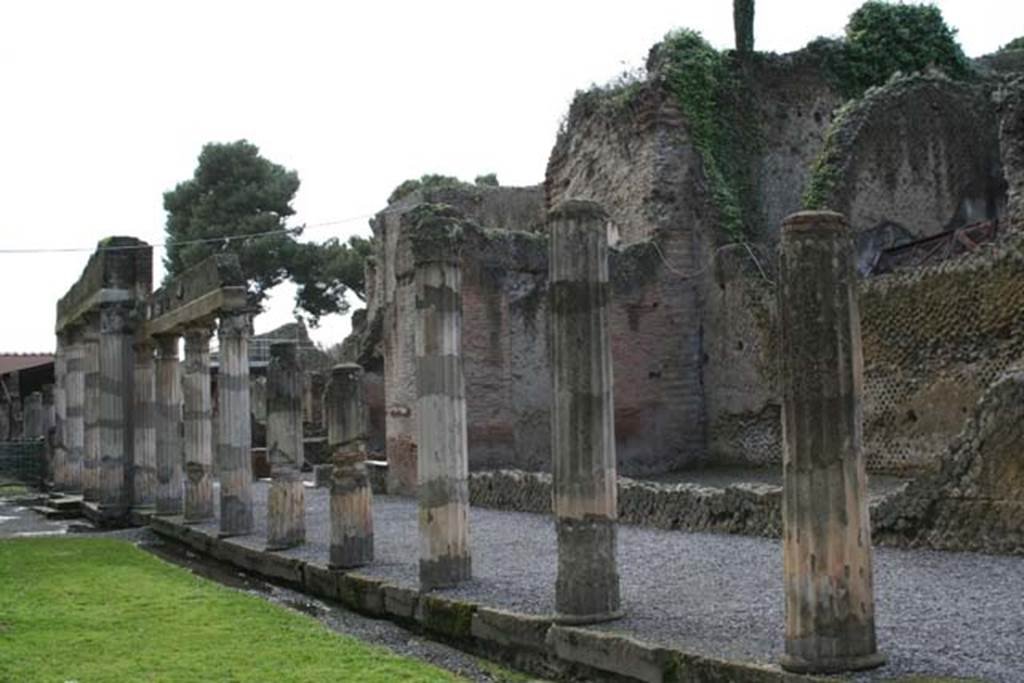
546 83 711 472
860 237 1024 473
997 77 1024 229
873 369 1024 554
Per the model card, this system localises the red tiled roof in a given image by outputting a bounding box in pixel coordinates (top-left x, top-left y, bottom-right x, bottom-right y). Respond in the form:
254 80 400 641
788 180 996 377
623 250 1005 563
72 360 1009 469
0 353 54 375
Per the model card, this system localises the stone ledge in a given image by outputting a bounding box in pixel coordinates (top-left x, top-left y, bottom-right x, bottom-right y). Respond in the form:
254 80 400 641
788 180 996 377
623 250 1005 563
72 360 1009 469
148 516 821 682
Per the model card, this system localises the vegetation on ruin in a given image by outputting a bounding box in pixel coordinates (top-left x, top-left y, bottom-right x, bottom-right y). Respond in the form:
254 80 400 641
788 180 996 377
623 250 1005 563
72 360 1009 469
1001 36 1024 52
387 173 499 205
802 97 857 210
0 538 459 682
807 1 969 99
163 139 371 324
652 29 754 241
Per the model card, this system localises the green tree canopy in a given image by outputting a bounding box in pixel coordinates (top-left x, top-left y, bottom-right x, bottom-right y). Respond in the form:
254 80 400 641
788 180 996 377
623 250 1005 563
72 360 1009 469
844 2 969 94
163 140 301 309
288 235 374 326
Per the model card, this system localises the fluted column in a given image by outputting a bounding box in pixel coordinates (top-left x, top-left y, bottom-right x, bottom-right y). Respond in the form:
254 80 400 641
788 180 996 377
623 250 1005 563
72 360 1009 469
64 328 84 493
98 302 133 513
132 340 156 511
778 211 885 674
412 217 471 590
182 323 215 524
266 341 304 473
326 362 373 568
82 315 101 502
22 392 44 440
52 335 68 490
549 200 621 623
218 312 254 536
155 335 183 515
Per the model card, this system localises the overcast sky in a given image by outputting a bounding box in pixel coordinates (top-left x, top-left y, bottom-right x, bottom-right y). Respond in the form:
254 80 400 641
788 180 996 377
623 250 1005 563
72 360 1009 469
1 0 1020 353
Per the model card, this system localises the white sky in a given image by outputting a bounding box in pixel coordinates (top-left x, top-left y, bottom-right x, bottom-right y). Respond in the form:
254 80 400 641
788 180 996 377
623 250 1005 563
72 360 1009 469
1 0 1019 353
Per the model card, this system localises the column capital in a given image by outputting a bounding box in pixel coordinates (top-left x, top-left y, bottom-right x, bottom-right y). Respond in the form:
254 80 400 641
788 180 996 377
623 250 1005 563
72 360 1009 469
100 301 135 335
218 310 252 339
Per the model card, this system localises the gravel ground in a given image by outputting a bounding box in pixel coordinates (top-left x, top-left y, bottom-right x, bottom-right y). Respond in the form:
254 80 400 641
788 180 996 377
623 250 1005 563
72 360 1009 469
193 480 1024 682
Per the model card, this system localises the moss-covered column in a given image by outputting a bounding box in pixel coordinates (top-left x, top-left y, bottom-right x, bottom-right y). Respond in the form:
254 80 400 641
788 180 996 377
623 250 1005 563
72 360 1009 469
81 315 101 502
183 323 215 524
154 334 183 515
64 327 84 493
218 312 254 536
413 216 471 590
131 340 157 511
778 211 885 674
326 362 373 568
549 200 621 624
98 301 133 514
267 341 304 473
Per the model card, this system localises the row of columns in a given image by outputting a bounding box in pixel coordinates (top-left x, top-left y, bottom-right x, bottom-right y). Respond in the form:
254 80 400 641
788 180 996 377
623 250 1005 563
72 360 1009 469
399 206 883 673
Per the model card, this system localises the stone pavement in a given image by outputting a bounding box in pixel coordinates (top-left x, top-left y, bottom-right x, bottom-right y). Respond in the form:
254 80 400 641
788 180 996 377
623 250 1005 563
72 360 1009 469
184 480 1024 682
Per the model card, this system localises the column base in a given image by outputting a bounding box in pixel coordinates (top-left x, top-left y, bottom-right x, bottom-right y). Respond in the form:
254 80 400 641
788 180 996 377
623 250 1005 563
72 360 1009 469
554 609 624 625
128 505 155 527
780 651 887 674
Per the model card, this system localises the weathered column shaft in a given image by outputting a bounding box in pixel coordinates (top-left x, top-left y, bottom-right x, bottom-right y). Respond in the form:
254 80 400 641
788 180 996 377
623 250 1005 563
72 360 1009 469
155 335 183 515
549 200 621 623
778 211 884 674
82 318 101 502
183 325 214 523
266 341 304 472
132 342 156 510
98 303 133 512
53 336 68 489
218 312 254 536
64 332 84 493
266 470 305 550
326 363 373 568
412 217 470 590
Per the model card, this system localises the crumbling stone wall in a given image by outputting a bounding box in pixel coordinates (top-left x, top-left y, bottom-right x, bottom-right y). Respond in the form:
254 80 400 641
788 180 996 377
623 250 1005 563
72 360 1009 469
807 75 1006 257
873 370 1024 554
860 236 1024 473
997 77 1024 229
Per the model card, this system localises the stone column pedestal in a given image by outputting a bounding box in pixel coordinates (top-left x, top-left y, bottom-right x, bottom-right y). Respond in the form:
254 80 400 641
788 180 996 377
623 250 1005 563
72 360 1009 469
549 200 621 624
155 335 183 515
778 211 885 674
326 363 374 568
411 215 471 590
182 324 214 524
218 312 254 536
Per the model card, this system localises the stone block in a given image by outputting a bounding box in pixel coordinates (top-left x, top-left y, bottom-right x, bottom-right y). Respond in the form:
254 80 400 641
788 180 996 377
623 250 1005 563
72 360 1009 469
338 573 385 616
470 607 553 653
382 584 419 622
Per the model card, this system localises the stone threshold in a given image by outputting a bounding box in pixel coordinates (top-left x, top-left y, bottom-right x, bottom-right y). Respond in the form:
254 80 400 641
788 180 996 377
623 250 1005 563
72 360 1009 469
148 515 820 683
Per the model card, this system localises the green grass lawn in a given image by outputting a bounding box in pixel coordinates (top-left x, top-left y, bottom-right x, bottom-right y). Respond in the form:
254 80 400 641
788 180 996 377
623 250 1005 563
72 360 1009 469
0 537 460 682
0 483 29 498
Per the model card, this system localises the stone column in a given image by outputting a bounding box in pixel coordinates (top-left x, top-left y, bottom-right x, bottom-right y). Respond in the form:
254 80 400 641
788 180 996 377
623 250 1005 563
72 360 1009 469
98 302 133 514
41 385 55 483
412 218 470 589
53 336 68 490
218 312 254 536
778 211 885 674
266 341 304 473
64 328 84 493
155 335 183 515
266 470 305 550
132 341 157 511
182 323 215 524
82 315 101 502
22 392 43 440
326 363 373 568
549 200 621 623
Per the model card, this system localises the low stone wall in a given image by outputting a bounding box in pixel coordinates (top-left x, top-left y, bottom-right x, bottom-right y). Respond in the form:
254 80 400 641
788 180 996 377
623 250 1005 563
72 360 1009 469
469 470 783 538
